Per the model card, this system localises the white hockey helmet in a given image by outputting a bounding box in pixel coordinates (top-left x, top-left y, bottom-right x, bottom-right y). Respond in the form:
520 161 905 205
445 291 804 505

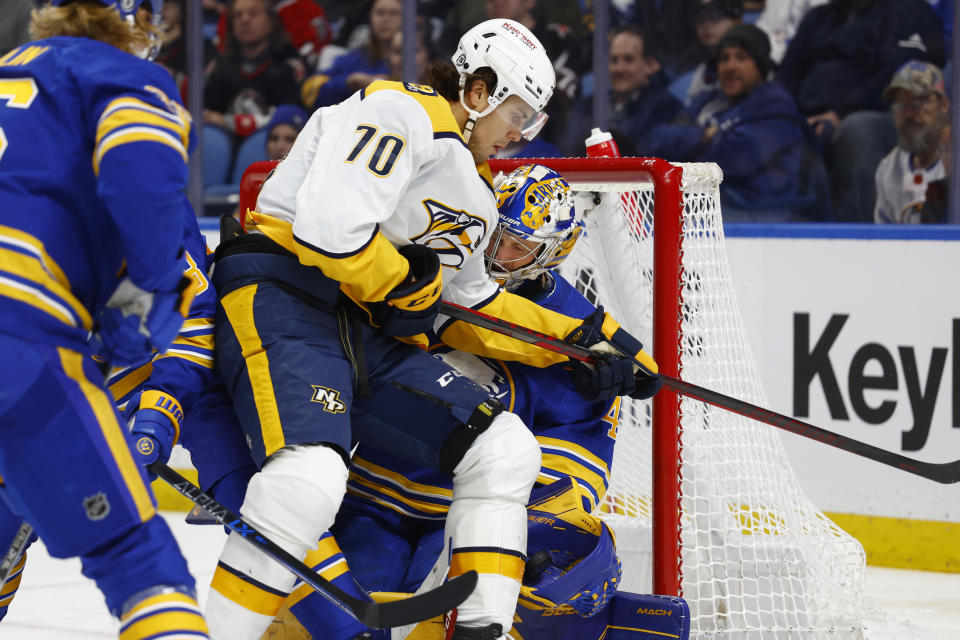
452 19 556 140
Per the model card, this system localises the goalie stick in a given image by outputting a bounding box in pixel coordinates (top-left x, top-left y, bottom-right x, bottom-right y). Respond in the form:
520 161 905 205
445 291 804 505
438 300 960 485
150 462 478 628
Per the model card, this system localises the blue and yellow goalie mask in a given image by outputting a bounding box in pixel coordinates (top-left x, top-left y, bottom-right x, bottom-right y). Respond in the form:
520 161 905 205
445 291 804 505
486 164 583 290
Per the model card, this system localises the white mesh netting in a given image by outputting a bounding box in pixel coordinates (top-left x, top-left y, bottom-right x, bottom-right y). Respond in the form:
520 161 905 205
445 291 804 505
552 161 890 640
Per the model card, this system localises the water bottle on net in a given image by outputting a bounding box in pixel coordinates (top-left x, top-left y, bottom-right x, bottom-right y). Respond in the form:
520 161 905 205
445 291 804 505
584 127 621 158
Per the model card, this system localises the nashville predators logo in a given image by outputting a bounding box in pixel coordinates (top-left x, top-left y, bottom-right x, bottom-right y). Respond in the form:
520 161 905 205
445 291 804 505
310 385 347 413
411 200 487 269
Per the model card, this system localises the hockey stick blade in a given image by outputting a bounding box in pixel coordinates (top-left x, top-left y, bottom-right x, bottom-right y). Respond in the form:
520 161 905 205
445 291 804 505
151 462 477 628
438 301 960 484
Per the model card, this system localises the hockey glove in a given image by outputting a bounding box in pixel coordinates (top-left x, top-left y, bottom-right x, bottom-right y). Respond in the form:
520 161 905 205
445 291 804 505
372 244 442 338
565 306 662 401
95 274 198 366
127 390 183 480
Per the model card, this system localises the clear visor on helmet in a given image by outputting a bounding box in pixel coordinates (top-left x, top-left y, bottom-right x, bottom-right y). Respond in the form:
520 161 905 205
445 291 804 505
490 96 550 141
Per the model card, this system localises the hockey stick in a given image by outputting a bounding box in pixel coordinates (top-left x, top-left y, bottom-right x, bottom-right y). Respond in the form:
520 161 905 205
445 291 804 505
0 521 32 588
150 462 477 628
438 300 960 484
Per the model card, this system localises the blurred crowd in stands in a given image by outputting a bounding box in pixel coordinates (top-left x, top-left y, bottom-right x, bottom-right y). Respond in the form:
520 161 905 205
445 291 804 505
1 0 955 223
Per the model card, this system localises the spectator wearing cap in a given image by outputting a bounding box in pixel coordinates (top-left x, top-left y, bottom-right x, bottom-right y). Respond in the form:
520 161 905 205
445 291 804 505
776 0 946 222
685 0 744 104
874 61 950 224
640 24 821 221
265 104 308 161
559 26 681 156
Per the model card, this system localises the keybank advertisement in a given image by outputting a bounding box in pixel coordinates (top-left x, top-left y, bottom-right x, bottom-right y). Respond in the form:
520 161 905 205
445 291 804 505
725 236 960 523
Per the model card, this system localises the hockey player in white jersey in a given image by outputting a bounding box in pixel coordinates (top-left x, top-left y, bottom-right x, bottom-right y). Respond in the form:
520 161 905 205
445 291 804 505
206 19 661 640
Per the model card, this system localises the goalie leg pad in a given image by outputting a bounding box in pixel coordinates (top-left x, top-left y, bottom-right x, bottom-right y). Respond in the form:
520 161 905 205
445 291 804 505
445 411 541 630
205 444 348 640
607 592 690 640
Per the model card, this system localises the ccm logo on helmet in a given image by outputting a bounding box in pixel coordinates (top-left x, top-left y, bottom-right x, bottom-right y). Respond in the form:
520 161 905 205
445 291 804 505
501 21 535 49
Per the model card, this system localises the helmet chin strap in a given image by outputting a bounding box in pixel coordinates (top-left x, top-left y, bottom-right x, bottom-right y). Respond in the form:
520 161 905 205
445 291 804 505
458 87 497 144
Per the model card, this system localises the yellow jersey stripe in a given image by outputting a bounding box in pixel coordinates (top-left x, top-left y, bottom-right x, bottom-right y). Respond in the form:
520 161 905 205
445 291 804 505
352 456 454 499
221 284 286 456
0 226 70 289
536 436 610 475
99 96 187 128
536 458 606 510
346 484 442 520
96 107 190 151
210 565 286 617
0 278 80 328
58 348 155 523
107 362 153 404
349 473 451 516
0 247 91 328
94 127 188 175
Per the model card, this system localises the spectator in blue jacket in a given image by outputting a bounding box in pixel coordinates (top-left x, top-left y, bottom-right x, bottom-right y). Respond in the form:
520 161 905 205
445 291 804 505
639 24 819 221
302 0 400 110
560 25 681 156
777 0 946 222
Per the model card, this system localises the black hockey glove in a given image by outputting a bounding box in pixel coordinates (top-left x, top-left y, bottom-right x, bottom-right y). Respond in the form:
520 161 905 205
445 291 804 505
565 306 662 401
372 244 442 338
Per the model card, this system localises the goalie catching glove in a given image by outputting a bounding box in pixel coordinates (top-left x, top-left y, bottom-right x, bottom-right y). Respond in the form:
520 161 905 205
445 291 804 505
564 306 662 401
370 244 442 338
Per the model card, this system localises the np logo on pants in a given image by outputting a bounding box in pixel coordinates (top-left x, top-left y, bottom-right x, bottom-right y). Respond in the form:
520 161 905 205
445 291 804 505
310 385 347 413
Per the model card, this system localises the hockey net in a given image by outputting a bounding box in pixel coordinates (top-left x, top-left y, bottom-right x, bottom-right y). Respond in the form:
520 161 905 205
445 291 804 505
488 157 877 640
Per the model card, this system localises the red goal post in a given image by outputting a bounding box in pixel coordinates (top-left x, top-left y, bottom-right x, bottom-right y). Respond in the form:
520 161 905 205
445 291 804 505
490 157 687 596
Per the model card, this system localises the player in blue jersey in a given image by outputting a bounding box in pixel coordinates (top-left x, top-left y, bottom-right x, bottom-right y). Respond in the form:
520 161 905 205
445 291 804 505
0 0 211 637
0 201 258 625
268 165 686 640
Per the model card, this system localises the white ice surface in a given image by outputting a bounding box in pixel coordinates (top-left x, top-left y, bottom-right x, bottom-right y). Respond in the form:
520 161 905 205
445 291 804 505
3 513 958 638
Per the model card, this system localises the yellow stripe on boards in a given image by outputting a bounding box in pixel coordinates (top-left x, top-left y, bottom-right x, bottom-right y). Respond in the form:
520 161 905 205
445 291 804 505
151 467 197 512
58 348 155 523
826 512 960 572
220 285 286 456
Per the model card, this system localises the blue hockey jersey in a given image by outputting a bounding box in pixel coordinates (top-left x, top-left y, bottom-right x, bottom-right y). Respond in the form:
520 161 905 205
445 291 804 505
347 273 620 517
0 37 194 353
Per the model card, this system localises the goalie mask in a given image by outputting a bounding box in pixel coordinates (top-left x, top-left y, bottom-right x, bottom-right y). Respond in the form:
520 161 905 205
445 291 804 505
453 19 555 141
486 164 582 290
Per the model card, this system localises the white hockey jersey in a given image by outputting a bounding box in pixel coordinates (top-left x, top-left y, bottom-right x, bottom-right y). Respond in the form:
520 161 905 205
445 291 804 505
250 80 585 366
